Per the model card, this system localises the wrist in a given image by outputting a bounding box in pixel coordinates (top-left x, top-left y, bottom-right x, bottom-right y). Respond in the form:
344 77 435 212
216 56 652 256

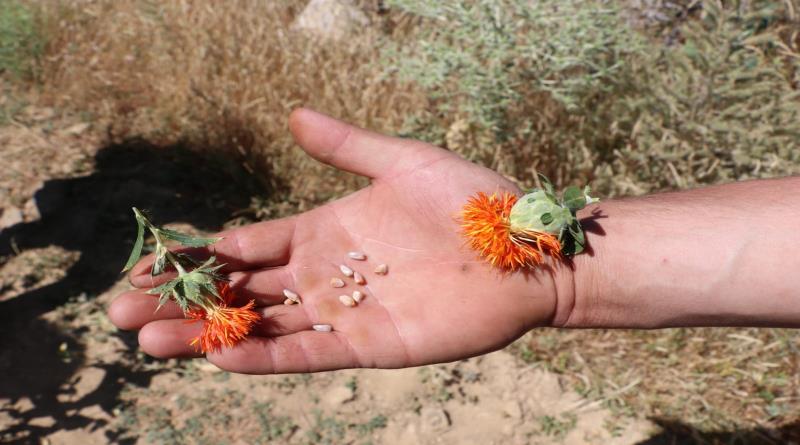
551 182 800 329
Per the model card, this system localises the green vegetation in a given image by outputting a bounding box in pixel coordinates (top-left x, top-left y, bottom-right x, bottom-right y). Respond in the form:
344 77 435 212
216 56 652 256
0 0 43 79
387 0 800 194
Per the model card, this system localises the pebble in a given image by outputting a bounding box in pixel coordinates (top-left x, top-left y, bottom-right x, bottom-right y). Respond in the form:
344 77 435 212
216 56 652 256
284 298 296 305
352 290 364 303
374 264 388 275
313 324 333 332
339 294 356 307
330 278 345 288
340 264 354 277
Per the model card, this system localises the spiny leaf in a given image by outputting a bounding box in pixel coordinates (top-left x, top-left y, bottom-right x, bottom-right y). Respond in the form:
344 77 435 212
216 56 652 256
122 208 146 272
562 186 587 213
146 277 180 296
147 277 181 309
182 280 203 306
158 228 222 248
567 221 586 255
537 173 555 196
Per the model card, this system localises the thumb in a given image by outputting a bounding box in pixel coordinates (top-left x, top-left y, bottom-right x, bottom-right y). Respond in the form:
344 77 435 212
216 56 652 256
288 108 451 179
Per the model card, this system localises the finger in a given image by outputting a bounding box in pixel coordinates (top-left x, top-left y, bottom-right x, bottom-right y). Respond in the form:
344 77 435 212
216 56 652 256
206 331 359 374
129 216 296 288
257 305 313 336
227 267 295 306
108 289 184 330
288 108 453 179
139 319 203 359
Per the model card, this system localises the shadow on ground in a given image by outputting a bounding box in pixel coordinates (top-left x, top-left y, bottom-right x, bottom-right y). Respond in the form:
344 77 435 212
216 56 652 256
639 416 800 443
0 139 264 443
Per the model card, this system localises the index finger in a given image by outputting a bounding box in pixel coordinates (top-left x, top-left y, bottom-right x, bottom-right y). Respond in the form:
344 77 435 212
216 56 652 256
129 216 296 288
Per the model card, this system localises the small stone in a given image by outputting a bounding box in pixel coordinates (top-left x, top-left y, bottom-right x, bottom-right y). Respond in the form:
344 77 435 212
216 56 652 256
352 290 364 303
283 288 301 303
284 298 296 305
293 0 370 41
348 251 366 260
330 278 346 288
420 406 451 434
374 264 388 275
313 324 333 332
340 264 354 277
339 294 356 307
354 271 366 285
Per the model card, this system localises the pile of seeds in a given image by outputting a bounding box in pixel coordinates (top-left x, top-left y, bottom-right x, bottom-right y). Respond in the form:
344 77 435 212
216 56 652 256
282 251 389 332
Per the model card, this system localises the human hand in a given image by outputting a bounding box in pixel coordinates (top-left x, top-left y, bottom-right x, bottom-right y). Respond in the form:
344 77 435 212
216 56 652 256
108 109 574 374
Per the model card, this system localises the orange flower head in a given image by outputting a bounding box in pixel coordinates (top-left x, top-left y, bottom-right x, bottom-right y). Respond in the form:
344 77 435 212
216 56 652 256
460 192 561 270
186 283 260 353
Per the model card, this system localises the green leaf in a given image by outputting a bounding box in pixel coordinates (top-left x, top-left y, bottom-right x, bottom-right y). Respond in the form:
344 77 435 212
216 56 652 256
540 212 554 225
146 277 181 309
568 221 586 255
562 186 587 213
583 185 599 205
537 173 555 196
122 208 146 272
146 278 180 296
173 285 189 312
182 279 203 306
157 228 222 248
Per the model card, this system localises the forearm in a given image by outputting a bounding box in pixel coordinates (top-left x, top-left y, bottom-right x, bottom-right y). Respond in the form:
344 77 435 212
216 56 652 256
558 177 800 329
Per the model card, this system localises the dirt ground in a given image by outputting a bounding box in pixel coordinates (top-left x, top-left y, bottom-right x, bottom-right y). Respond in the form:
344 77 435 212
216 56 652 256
0 106 673 444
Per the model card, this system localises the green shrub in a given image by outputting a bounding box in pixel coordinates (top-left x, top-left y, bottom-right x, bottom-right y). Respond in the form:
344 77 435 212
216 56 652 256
603 1 800 194
385 0 800 195
0 0 43 79
384 0 644 183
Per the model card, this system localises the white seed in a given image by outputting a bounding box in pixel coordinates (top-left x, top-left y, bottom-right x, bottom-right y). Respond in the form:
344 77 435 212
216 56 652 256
284 298 296 305
283 288 301 303
330 278 345 288
354 271 366 285
312 324 333 332
339 294 356 307
352 290 364 303
339 264 354 277
374 264 388 275
348 251 366 260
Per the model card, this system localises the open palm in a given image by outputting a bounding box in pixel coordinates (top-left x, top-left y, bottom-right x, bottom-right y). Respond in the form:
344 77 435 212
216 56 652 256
109 109 566 374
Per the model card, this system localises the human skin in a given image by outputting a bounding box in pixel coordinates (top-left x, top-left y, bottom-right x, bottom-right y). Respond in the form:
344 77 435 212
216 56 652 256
108 108 800 374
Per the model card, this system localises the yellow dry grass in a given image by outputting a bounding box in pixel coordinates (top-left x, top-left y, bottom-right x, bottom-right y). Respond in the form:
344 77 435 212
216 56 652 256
33 0 424 213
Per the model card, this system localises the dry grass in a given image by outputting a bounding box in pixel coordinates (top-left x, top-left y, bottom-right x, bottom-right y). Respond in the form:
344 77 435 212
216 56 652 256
5 0 800 440
513 327 800 433
32 0 424 216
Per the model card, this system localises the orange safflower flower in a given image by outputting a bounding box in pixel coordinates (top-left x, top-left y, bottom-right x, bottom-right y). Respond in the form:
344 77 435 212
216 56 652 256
461 192 561 270
186 283 260 353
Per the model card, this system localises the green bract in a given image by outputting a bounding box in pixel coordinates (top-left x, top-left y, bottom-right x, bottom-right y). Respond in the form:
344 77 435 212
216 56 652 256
123 207 226 311
508 175 598 256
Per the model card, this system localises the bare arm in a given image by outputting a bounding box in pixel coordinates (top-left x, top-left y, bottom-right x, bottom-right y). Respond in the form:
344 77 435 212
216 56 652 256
558 177 800 329
109 110 799 374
